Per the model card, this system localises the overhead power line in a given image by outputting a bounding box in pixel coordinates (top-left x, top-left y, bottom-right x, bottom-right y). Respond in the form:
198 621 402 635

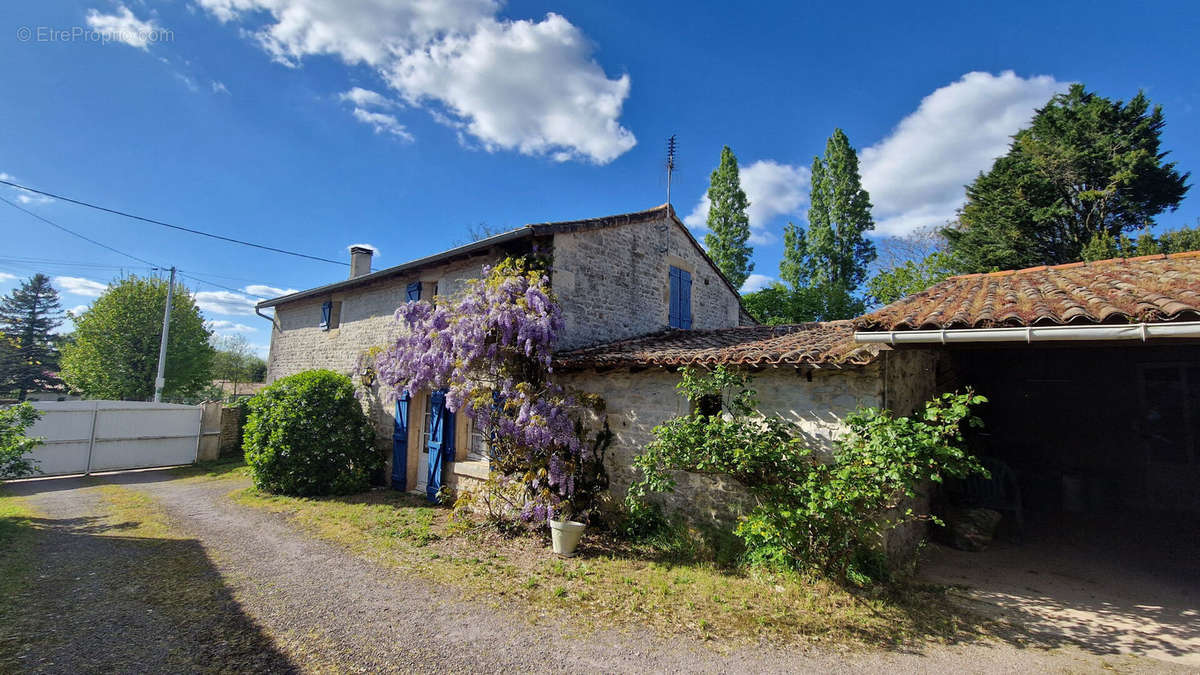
0 195 160 267
0 178 349 266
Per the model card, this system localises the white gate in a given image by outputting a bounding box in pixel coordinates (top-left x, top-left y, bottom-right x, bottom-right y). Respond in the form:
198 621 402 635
24 401 202 476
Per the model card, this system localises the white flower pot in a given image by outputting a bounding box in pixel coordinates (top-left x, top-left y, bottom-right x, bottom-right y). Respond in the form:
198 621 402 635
549 519 586 557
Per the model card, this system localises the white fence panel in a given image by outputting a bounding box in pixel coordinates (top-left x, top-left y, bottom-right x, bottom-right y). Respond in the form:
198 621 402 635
24 401 201 476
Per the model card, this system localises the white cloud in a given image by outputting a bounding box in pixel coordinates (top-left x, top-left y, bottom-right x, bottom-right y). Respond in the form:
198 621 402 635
197 1 636 163
740 274 775 294
243 284 299 298
68 304 90 316
54 276 108 297
351 108 413 141
85 5 165 50
211 80 230 94
194 290 259 315
860 71 1070 237
340 87 396 109
207 319 257 333
16 193 53 205
684 160 810 245
0 272 17 282
1 171 54 206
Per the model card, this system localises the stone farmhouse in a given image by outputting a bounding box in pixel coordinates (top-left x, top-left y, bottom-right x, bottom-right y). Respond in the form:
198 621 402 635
257 205 1200 556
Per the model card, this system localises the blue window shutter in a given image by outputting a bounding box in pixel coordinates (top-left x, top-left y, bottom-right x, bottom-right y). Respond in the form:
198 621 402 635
406 282 422 302
668 266 681 328
425 390 446 502
320 301 332 329
680 268 693 329
391 393 409 491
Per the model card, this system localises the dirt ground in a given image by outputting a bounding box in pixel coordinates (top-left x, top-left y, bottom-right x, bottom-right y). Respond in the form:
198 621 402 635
2 470 1193 673
919 512 1200 667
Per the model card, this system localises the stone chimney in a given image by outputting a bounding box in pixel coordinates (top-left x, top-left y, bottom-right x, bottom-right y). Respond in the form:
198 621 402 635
349 246 373 279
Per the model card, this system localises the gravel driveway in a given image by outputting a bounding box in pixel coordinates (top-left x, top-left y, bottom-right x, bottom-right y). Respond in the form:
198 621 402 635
1 470 1183 673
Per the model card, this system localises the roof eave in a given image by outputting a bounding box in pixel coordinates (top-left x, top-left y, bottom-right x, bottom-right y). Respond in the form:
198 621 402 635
256 226 536 309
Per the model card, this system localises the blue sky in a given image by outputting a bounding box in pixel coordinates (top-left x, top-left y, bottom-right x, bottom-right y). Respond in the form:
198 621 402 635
2 1 1198 356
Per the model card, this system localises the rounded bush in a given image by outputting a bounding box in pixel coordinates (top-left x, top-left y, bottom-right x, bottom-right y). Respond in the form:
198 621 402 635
243 369 380 496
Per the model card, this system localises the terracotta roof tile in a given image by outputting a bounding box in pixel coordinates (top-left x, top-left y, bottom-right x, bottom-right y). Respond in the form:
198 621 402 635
555 321 881 370
856 252 1200 331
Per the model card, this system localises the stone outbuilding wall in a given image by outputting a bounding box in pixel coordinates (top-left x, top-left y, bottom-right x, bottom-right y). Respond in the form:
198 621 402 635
557 349 942 562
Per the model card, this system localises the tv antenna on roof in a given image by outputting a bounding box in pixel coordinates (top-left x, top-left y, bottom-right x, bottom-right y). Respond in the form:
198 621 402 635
666 134 677 206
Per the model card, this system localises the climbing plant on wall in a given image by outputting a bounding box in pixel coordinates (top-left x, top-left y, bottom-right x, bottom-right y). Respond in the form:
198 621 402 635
375 255 610 523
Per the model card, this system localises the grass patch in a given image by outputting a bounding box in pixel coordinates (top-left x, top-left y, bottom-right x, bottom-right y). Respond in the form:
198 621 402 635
231 485 991 648
171 458 252 482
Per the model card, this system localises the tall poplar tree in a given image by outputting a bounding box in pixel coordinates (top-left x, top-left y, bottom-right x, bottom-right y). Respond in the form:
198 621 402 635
703 146 754 289
804 129 876 292
0 274 64 400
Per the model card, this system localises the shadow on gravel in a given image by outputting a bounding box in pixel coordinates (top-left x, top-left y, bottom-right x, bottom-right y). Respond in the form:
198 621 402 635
0 507 296 672
3 468 189 497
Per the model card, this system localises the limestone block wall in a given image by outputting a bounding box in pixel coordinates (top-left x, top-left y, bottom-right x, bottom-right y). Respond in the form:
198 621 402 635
551 216 743 350
557 364 885 525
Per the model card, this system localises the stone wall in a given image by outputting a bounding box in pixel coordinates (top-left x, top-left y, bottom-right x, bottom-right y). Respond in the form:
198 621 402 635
552 215 743 350
266 256 496 383
557 364 885 525
218 405 247 458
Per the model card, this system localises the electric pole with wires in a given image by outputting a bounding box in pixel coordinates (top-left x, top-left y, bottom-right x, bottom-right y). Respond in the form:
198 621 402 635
153 266 176 402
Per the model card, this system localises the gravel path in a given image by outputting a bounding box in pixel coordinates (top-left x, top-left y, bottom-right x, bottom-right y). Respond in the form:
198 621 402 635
3 471 1184 673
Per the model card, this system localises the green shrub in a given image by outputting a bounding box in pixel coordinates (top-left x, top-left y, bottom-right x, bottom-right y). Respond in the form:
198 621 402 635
0 402 42 479
628 366 987 582
243 370 380 496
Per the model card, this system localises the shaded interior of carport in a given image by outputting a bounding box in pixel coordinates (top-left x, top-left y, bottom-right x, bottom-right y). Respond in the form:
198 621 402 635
915 339 1200 662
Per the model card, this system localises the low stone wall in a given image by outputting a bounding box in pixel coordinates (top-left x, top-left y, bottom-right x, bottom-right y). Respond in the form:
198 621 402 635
218 405 247 459
556 363 887 527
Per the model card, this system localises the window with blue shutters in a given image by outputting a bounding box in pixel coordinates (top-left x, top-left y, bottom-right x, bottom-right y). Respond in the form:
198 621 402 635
320 300 341 330
668 266 693 329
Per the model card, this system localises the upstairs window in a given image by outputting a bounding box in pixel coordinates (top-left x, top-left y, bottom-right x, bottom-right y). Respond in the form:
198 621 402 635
320 300 342 330
668 265 693 329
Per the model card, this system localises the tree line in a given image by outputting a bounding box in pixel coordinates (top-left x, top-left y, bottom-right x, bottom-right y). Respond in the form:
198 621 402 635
0 273 265 402
700 83 1192 322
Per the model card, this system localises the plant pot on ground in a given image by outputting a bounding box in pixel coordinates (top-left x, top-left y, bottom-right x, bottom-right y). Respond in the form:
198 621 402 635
549 518 586 557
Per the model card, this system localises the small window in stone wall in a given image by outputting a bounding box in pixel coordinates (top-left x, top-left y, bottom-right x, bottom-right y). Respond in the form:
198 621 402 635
668 265 693 329
320 300 342 330
695 393 722 417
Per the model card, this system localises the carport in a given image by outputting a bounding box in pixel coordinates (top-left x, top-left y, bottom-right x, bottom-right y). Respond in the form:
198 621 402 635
854 252 1200 664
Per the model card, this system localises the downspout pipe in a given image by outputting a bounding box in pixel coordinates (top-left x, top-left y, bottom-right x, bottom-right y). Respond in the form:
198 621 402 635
255 304 279 331
854 321 1200 346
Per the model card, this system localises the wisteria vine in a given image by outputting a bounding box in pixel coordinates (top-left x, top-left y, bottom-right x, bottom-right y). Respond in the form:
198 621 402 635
375 255 609 522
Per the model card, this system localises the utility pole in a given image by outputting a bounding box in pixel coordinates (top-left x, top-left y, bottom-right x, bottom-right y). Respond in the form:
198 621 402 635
666 135 677 206
153 266 176 402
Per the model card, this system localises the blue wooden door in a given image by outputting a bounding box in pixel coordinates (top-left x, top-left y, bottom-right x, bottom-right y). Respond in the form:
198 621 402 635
425 390 455 502
391 392 410 491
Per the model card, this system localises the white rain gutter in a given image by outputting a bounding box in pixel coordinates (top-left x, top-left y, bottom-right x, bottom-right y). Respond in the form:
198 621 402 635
854 321 1200 345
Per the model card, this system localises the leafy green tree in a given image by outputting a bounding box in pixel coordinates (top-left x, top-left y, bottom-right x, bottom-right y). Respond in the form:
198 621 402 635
779 222 806 289
804 129 877 292
60 275 214 401
703 146 754 289
866 251 960 306
0 274 64 400
770 130 875 321
210 333 263 399
947 84 1190 271
0 402 43 478
741 283 819 325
